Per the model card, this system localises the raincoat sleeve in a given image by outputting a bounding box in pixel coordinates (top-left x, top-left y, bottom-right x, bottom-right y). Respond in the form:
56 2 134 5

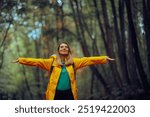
73 56 108 70
18 57 53 71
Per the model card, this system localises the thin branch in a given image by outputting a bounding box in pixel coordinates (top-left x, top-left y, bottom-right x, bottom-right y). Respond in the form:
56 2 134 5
0 21 11 48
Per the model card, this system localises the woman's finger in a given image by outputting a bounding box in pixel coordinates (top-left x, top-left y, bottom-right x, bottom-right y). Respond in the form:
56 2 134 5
107 57 115 61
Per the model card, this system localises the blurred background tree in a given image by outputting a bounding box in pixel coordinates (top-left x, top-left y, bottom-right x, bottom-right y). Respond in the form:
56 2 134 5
0 0 150 99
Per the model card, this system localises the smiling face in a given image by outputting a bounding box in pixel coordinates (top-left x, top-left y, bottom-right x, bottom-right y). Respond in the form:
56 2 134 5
58 43 70 56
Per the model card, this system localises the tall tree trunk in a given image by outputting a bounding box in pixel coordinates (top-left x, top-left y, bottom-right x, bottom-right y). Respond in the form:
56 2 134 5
34 40 43 99
143 0 150 81
92 0 121 89
0 22 11 69
55 3 64 41
100 0 122 87
125 0 149 91
13 29 33 99
90 72 95 99
70 0 111 95
110 0 130 84
93 0 107 51
119 0 141 87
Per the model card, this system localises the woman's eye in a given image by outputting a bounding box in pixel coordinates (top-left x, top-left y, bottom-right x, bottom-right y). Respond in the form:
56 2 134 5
60 46 68 49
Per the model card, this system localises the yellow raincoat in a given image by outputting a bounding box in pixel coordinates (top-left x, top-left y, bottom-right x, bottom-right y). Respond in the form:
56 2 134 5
18 56 108 100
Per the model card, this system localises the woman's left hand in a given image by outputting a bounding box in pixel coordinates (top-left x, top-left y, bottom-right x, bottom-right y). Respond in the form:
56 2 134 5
106 56 115 61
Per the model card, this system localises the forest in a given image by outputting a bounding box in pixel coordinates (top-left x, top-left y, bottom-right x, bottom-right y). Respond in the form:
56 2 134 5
0 0 150 100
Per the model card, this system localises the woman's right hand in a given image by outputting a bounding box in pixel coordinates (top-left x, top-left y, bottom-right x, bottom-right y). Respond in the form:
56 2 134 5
11 59 19 63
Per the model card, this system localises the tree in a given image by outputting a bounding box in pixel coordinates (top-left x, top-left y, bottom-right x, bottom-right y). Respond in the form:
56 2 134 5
125 0 149 91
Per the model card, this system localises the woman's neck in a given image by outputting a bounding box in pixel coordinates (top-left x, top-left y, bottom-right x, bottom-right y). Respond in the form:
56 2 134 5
60 55 67 62
58 54 73 66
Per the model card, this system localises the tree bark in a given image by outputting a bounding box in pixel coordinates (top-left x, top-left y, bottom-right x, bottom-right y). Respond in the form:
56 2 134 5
110 0 130 84
143 0 150 81
119 0 141 87
125 0 149 91
0 22 11 69
55 3 64 41
70 0 111 95
100 0 122 87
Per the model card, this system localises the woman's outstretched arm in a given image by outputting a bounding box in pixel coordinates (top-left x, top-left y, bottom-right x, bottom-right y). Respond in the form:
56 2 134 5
73 56 115 69
11 57 53 71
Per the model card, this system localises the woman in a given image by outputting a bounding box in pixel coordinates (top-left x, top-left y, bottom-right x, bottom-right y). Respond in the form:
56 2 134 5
12 42 114 100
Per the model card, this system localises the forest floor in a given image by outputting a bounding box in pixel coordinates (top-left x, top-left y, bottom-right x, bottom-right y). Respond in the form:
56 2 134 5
104 89 150 100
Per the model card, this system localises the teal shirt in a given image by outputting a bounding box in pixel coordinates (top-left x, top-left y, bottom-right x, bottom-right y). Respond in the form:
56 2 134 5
56 64 71 90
